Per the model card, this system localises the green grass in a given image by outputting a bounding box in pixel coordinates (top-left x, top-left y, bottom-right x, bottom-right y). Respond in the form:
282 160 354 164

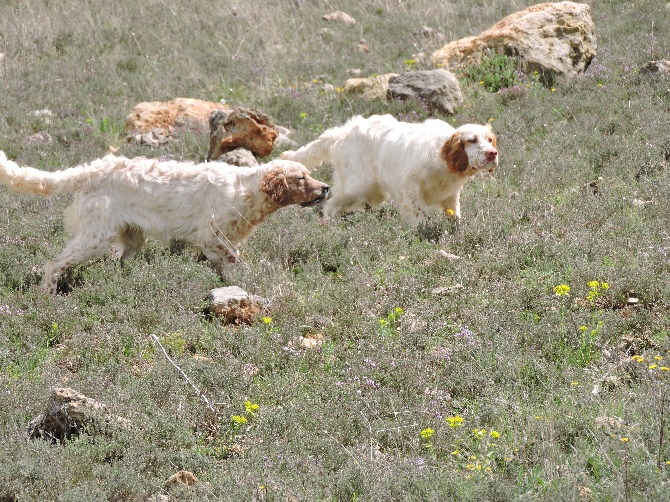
1 0 670 499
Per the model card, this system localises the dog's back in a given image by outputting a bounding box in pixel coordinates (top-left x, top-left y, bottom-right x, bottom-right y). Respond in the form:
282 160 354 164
281 115 454 171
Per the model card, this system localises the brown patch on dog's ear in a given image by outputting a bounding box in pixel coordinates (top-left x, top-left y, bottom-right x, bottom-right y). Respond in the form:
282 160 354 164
441 131 468 173
487 123 497 149
260 168 290 205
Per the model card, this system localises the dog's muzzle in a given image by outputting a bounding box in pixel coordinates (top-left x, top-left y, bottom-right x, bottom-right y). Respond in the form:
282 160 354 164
301 185 330 207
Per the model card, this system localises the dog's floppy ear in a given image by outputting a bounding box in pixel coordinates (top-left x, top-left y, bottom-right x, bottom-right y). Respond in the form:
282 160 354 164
487 123 498 150
260 167 290 205
441 131 469 173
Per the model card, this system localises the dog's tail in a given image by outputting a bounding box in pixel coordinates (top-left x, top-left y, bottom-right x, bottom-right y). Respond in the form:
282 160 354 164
279 128 340 169
0 151 91 196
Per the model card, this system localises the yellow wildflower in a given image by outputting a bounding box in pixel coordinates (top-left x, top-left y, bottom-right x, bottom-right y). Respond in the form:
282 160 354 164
420 428 434 440
446 416 464 427
554 284 570 296
231 415 248 425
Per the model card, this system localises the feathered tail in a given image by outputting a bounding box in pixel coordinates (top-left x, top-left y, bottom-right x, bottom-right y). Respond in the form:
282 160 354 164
279 128 341 169
0 151 91 196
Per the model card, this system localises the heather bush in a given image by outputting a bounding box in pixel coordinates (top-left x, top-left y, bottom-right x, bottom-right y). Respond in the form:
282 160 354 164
0 0 669 499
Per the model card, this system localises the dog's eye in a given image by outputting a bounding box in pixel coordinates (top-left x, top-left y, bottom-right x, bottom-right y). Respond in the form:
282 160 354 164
467 137 477 144
298 176 305 180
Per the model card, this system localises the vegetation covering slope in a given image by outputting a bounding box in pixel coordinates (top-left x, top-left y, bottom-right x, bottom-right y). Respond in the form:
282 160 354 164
1 0 670 499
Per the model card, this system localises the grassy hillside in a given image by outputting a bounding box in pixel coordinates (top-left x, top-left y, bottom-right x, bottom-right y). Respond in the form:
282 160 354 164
1 0 670 499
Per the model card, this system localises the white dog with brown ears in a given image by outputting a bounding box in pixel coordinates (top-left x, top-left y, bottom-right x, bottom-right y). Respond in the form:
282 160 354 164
0 152 329 294
281 114 498 226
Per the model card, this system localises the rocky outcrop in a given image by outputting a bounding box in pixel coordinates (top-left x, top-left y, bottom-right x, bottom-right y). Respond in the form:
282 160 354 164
432 2 596 85
28 387 130 442
207 107 278 161
387 69 463 115
125 97 230 136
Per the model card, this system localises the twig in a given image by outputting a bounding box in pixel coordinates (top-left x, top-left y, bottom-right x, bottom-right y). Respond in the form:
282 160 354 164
231 38 246 60
150 334 216 415
323 429 360 467
658 385 666 470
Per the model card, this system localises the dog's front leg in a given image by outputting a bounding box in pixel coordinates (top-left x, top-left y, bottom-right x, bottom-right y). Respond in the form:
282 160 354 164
396 194 432 227
201 244 241 275
442 191 461 220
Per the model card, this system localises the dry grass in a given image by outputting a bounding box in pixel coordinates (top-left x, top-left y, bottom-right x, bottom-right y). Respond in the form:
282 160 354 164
1 0 670 499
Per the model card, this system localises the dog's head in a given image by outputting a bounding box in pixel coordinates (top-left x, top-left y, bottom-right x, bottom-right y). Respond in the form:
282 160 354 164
441 123 498 175
260 160 330 207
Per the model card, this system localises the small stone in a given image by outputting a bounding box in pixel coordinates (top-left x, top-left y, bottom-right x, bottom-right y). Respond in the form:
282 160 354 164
300 333 324 349
344 73 398 100
208 286 263 325
355 39 370 53
28 387 130 442
431 285 464 295
640 60 670 76
216 147 259 167
578 486 592 498
631 198 652 207
165 470 199 489
438 250 461 260
322 11 356 26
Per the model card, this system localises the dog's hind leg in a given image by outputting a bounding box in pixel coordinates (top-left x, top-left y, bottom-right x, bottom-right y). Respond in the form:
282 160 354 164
116 226 146 264
41 233 114 294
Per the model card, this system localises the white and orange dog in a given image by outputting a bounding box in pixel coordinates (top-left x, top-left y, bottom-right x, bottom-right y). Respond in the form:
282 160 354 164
281 114 498 226
0 152 329 294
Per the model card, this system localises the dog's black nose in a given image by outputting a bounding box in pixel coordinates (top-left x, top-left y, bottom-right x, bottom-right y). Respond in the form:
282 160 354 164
322 185 330 196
